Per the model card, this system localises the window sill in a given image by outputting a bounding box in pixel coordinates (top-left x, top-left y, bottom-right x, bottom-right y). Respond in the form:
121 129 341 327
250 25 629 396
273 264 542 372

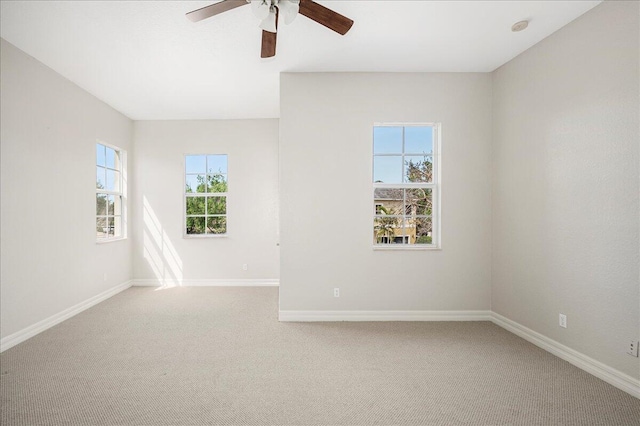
96 237 127 244
183 234 228 239
373 245 441 251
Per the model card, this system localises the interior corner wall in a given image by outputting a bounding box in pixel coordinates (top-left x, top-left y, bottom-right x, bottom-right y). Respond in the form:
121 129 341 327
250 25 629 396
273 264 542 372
279 73 493 312
0 38 134 340
491 0 639 378
131 119 279 283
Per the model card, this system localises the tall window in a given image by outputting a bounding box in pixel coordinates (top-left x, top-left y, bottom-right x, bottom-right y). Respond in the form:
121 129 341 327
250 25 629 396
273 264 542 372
96 143 125 240
373 124 439 247
185 154 228 236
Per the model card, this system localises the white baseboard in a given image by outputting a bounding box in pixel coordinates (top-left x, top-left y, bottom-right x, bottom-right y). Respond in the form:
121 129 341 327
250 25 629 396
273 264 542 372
278 310 492 322
491 312 640 399
131 278 279 287
0 280 132 353
3 285 636 399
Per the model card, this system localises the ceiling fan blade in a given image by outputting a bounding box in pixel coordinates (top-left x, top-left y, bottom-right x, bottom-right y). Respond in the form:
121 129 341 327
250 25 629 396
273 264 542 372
186 0 248 23
298 0 353 35
261 10 278 58
261 30 277 58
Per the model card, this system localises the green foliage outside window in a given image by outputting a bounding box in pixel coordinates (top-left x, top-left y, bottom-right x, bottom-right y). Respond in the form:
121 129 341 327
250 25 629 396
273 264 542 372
186 171 228 235
374 155 434 244
374 205 399 244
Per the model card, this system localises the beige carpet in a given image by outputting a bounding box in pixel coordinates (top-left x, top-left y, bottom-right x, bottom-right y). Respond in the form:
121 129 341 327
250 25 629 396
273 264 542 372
1 287 638 425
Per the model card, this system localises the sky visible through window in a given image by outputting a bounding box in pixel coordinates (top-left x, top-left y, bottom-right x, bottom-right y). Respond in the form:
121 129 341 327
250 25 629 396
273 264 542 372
185 155 227 175
96 144 120 191
373 126 433 183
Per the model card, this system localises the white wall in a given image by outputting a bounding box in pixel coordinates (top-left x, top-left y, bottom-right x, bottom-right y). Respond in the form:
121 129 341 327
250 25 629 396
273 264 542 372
132 120 279 284
492 0 639 378
279 73 492 312
0 38 133 339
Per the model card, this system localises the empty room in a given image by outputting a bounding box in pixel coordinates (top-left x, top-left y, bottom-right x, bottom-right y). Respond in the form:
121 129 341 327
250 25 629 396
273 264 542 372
1 0 639 424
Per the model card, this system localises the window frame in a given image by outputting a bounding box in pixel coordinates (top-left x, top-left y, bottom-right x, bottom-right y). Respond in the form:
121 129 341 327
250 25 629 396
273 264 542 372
372 122 441 250
96 141 127 243
183 153 229 238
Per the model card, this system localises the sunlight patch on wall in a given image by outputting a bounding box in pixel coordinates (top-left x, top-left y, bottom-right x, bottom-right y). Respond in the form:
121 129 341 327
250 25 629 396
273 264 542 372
143 196 183 288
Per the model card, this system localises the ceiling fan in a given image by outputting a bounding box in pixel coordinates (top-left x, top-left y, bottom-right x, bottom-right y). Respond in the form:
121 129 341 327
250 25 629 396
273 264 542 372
186 0 354 58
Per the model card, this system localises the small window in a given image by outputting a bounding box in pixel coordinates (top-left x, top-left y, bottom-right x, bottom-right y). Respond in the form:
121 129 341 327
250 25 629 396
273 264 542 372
185 154 228 236
373 124 439 247
96 143 126 240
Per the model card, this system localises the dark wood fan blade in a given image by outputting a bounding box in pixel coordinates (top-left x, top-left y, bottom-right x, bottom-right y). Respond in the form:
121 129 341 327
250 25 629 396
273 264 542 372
298 0 353 35
261 10 278 58
261 30 277 58
186 0 248 23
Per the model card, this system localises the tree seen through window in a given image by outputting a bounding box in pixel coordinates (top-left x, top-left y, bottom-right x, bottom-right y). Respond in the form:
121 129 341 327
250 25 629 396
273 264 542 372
185 155 228 235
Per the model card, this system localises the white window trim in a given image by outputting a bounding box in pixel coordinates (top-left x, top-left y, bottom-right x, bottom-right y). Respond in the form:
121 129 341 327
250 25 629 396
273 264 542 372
372 122 441 250
96 140 127 244
183 153 229 239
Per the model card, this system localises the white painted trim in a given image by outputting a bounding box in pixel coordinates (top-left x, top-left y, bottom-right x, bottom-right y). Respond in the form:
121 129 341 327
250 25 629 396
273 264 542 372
491 312 640 399
278 310 491 322
3 284 635 400
131 278 279 287
372 246 442 251
0 280 132 353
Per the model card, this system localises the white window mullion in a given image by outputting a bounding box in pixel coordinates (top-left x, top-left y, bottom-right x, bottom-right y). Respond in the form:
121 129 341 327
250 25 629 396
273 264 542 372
434 187 439 247
401 126 406 184
185 193 228 202
402 187 406 244
373 183 435 190
205 154 209 235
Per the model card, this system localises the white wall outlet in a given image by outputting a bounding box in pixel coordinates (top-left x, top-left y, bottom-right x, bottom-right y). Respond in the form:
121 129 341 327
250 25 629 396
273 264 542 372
103 273 107 282
627 340 639 357
333 288 340 298
559 313 567 328
242 264 248 271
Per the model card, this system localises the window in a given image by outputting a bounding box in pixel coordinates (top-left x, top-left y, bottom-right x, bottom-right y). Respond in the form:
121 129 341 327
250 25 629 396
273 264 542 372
184 154 228 236
379 235 409 245
96 143 125 240
373 124 439 247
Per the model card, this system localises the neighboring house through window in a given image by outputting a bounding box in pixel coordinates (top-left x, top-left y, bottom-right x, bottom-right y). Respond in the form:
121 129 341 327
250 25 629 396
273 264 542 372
96 142 125 240
185 154 228 236
373 124 439 247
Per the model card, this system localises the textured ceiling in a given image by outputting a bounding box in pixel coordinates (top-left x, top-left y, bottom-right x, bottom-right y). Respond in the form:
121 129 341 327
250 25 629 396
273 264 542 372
0 1 601 120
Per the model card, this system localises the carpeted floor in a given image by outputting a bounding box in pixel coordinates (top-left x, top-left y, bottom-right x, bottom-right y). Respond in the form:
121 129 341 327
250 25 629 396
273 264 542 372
1 287 638 425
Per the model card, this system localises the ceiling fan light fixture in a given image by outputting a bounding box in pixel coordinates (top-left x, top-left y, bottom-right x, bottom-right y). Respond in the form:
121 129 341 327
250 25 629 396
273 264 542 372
259 10 278 33
251 0 271 20
278 0 300 25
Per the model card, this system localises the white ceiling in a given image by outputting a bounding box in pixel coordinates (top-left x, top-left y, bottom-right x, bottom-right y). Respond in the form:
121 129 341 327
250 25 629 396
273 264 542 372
1 1 601 120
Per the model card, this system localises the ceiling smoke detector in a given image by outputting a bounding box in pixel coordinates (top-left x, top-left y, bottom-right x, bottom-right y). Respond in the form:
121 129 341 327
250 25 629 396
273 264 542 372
511 20 529 32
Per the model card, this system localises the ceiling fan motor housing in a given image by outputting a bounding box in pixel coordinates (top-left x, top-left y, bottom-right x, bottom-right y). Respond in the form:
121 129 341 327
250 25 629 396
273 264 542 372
253 0 300 32
186 0 353 58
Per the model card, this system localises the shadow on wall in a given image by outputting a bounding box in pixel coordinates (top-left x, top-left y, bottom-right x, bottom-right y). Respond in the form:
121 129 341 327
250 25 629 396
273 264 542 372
143 196 183 289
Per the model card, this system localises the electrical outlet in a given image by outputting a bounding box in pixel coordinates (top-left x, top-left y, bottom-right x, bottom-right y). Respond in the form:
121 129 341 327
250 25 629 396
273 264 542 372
242 264 248 271
103 273 107 282
559 313 567 328
628 340 639 357
333 288 340 298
